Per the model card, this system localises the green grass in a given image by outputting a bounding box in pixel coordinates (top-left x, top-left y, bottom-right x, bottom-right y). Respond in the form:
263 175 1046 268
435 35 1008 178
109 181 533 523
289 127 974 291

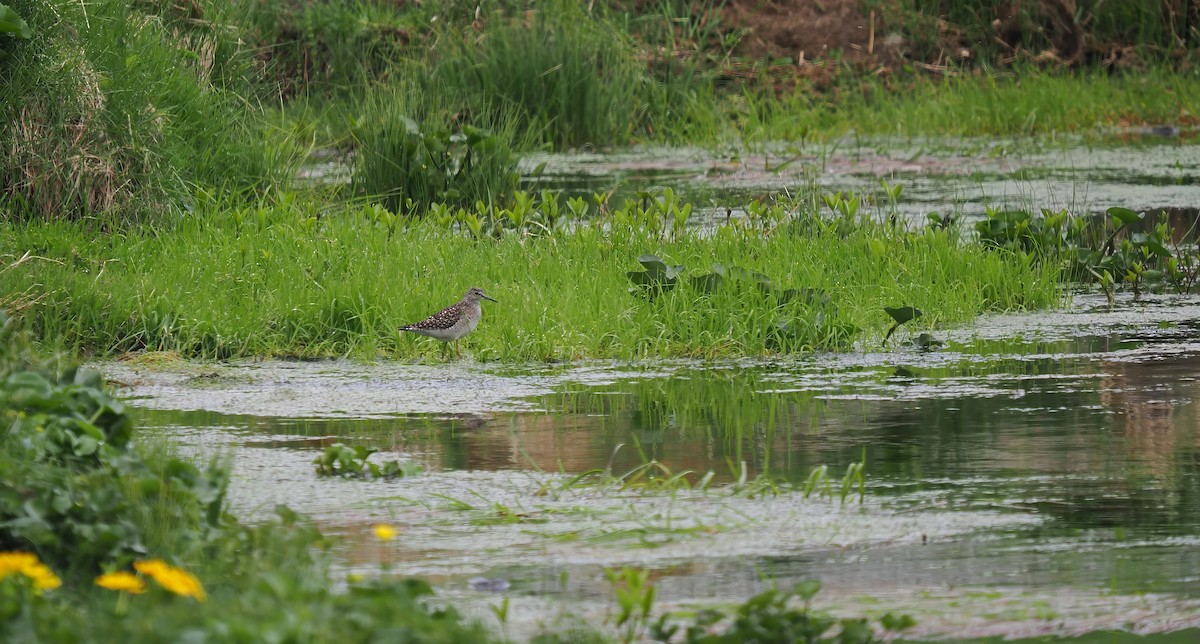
0 0 301 223
236 0 413 97
285 62 1200 154
0 191 1062 361
350 81 525 211
7 0 1195 229
867 0 1192 66
427 0 712 148
739 66 1200 142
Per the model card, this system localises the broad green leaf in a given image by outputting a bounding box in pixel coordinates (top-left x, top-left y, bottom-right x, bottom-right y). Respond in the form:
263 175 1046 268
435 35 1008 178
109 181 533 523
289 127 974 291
71 419 105 441
884 306 922 324
637 254 667 273
1142 239 1171 257
627 271 659 287
0 5 31 39
883 306 923 345
1106 206 1141 225
73 434 100 456
689 272 723 293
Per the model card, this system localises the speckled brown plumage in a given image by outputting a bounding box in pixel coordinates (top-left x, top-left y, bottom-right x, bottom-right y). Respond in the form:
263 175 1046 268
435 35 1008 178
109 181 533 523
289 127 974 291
400 287 498 357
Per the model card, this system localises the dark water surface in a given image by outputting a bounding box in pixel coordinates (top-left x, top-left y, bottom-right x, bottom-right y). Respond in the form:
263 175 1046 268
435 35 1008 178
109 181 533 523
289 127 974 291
109 293 1200 640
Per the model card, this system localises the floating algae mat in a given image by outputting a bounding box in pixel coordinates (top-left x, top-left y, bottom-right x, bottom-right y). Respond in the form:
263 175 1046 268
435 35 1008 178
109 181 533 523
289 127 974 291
102 293 1200 640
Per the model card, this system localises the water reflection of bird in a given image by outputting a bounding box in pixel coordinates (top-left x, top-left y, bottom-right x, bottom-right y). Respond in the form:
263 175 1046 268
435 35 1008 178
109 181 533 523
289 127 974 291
400 287 498 358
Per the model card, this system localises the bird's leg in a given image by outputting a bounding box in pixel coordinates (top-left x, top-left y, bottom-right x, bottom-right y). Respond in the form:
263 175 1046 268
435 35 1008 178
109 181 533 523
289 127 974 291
454 340 461 358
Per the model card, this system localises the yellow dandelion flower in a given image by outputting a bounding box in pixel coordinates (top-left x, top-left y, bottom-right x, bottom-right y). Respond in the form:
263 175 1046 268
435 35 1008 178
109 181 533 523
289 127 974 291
133 559 169 577
153 567 206 601
24 564 61 591
372 524 397 541
134 559 207 602
0 552 38 578
0 552 61 592
95 571 146 594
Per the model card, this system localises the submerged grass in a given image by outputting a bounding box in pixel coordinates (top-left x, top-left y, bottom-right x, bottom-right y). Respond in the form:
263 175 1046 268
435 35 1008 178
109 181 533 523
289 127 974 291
0 191 1061 361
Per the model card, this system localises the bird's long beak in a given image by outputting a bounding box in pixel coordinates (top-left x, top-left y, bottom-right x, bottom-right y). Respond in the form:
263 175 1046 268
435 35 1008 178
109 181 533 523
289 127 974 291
482 293 498 303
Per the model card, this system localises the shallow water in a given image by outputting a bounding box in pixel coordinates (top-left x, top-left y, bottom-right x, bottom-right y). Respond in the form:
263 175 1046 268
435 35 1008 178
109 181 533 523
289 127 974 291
103 292 1200 640
523 136 1200 226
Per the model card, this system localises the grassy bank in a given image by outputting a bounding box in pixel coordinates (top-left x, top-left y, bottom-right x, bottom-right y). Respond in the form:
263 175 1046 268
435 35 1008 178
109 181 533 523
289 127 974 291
0 192 1061 361
0 0 300 222
740 67 1200 141
4 0 1198 226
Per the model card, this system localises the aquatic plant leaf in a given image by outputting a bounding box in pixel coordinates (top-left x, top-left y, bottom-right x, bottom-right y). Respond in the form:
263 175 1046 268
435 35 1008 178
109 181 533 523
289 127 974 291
690 272 724 293
1142 239 1171 258
977 219 1008 236
883 306 923 345
626 270 658 287
628 256 682 299
637 254 668 275
825 323 859 348
910 333 943 352
1106 206 1141 225
726 265 772 288
724 265 750 281
884 307 922 324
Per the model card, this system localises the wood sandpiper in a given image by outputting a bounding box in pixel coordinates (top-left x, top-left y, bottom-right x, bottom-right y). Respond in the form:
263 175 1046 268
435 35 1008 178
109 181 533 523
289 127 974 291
400 287 498 357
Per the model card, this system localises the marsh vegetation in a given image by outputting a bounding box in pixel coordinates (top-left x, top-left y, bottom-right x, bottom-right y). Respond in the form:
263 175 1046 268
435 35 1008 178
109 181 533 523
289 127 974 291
3 0 1200 641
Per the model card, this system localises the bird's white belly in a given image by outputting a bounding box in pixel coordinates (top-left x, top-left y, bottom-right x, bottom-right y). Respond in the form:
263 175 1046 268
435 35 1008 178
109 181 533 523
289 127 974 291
424 321 469 342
